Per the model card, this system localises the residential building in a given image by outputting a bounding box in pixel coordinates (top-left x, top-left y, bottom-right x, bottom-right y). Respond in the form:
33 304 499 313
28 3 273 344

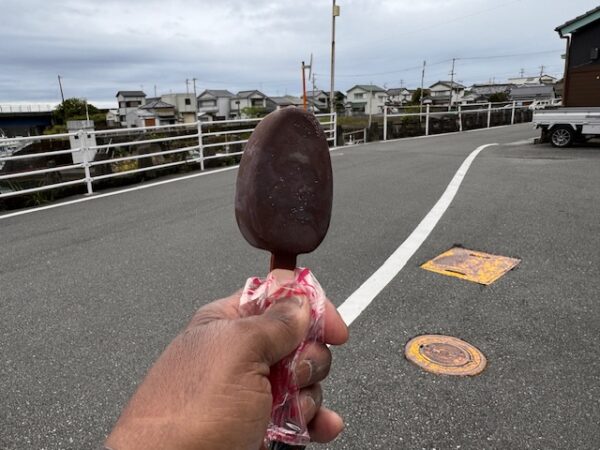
556 5 600 107
229 90 276 118
469 83 514 101
508 75 557 86
345 85 387 115
305 90 330 111
106 109 119 127
116 91 146 127
270 96 304 110
161 93 197 123
428 81 466 105
132 100 176 127
387 88 412 105
197 90 234 120
510 85 556 103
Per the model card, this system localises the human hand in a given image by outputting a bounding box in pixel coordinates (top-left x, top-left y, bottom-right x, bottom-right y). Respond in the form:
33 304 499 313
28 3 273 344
105 275 349 450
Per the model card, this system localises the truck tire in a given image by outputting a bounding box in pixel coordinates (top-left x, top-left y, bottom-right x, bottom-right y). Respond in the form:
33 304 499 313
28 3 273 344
550 126 574 148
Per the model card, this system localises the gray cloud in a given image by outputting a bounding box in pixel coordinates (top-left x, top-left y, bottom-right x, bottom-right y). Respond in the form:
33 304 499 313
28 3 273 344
0 0 595 106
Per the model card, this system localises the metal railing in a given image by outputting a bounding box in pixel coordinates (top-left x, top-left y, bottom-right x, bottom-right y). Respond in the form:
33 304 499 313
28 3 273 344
0 112 337 200
382 101 533 141
0 104 57 113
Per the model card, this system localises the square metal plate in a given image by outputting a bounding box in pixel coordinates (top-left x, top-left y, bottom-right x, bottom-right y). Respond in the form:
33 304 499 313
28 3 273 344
421 247 520 285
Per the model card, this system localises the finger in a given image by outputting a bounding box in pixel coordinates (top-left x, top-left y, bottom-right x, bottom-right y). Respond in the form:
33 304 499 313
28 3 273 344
299 383 322 425
308 407 345 443
188 291 243 328
245 295 311 366
295 342 331 388
323 299 349 346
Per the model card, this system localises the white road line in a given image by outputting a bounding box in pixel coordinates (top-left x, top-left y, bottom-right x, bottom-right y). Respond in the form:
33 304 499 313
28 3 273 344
0 166 239 220
337 143 498 326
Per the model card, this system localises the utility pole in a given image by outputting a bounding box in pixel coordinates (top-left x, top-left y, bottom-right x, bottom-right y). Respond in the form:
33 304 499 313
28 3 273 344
368 82 373 128
311 73 317 113
192 78 198 113
57 75 65 104
520 68 525 78
330 0 340 115
301 61 308 110
185 78 190 94
57 75 66 123
539 65 545 80
419 60 426 120
154 84 157 97
448 57 456 111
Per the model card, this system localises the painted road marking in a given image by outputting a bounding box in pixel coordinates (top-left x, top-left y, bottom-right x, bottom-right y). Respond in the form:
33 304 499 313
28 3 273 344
337 143 498 326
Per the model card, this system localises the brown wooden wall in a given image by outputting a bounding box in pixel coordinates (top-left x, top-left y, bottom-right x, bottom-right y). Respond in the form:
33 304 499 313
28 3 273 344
565 65 600 107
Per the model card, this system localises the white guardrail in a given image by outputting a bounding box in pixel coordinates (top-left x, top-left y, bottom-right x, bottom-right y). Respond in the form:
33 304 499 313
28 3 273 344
0 112 337 199
382 101 534 140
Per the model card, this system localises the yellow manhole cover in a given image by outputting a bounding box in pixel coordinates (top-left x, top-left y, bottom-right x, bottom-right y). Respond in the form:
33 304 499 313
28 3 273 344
421 247 520 285
405 335 487 376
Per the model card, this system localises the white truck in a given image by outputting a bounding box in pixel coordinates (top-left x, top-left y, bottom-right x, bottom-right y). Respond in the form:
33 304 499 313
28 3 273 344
533 108 600 148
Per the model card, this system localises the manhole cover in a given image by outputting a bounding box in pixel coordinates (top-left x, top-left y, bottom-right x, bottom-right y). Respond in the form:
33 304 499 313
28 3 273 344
405 335 487 376
421 247 520 285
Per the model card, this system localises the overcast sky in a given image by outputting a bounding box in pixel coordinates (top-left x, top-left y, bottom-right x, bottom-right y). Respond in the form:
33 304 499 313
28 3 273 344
1 0 597 107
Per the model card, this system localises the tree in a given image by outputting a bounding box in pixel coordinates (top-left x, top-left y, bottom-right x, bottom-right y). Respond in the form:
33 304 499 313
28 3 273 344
53 98 101 124
241 106 267 118
411 88 430 105
488 92 509 103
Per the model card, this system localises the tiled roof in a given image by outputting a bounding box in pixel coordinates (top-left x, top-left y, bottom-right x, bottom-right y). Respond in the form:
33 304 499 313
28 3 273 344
116 91 146 97
198 90 234 98
140 100 175 109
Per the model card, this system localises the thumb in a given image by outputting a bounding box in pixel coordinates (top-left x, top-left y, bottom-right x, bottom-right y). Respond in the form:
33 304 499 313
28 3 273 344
246 295 311 366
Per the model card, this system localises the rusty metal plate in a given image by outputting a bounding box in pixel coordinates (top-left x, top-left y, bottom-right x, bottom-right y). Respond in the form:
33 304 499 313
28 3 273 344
421 247 520 285
405 335 487 376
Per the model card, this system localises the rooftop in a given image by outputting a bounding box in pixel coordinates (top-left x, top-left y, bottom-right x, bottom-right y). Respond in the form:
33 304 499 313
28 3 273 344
556 5 600 35
116 90 147 98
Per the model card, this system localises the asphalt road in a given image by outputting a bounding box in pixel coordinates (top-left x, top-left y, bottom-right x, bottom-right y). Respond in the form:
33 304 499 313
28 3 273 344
2 123 599 449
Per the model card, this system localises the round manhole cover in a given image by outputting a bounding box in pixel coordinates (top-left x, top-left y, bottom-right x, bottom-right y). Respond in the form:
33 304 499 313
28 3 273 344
405 335 486 376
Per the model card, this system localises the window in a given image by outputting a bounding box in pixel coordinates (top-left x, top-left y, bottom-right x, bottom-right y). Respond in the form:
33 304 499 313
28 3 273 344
185 98 191 105
126 101 140 107
354 93 364 99
120 115 126 122
119 101 126 108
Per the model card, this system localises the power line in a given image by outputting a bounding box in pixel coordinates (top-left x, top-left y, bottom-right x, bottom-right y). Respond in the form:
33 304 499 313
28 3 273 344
336 49 563 79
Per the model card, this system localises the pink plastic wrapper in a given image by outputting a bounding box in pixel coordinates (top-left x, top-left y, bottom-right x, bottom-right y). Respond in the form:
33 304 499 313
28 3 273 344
240 268 326 446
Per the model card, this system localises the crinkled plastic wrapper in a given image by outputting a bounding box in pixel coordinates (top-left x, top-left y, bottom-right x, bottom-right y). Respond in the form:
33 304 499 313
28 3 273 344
240 268 326 446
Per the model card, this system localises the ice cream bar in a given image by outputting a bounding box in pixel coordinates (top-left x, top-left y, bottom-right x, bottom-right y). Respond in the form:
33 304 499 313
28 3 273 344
235 107 333 270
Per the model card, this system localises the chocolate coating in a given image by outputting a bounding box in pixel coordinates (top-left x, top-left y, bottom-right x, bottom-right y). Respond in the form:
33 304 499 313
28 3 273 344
235 107 333 257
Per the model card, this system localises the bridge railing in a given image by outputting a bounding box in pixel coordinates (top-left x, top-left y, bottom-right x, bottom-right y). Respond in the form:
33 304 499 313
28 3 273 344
0 104 57 113
382 100 538 141
0 112 336 200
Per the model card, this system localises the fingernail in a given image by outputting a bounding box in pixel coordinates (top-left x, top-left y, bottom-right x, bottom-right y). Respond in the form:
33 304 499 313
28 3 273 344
301 392 316 412
296 359 313 384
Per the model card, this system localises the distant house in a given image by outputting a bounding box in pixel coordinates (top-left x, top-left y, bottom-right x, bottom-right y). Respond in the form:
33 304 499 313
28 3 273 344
510 85 556 103
270 96 304 110
105 109 119 128
230 90 275 118
556 5 600 107
133 100 176 127
387 88 412 105
197 90 234 121
161 93 197 123
116 91 146 127
507 75 557 86
345 85 387 115
305 90 330 111
469 83 514 101
428 81 466 105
